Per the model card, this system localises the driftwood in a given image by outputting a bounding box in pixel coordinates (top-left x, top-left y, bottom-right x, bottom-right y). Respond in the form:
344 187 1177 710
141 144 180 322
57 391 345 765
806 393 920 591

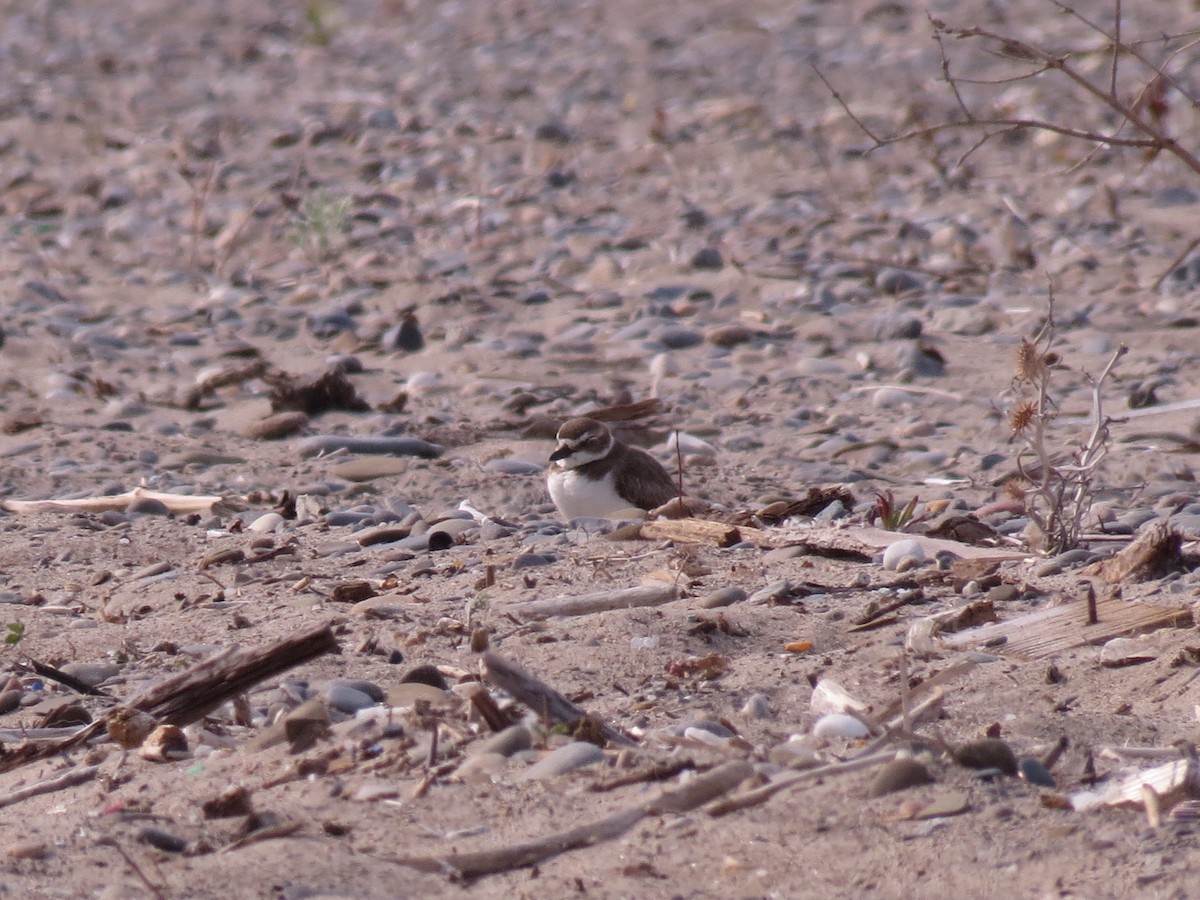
388 759 752 879
640 519 753 548
482 652 634 747
0 624 339 774
504 584 678 620
1085 522 1183 584
1 486 227 516
940 596 1192 659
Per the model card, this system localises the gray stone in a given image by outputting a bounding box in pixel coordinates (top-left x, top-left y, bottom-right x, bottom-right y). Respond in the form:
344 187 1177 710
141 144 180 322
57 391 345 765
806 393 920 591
522 741 606 779
473 724 534 758
698 586 748 608
324 684 378 714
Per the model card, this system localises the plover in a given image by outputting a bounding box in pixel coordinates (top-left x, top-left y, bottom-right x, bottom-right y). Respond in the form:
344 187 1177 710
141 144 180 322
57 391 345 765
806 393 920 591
547 417 679 520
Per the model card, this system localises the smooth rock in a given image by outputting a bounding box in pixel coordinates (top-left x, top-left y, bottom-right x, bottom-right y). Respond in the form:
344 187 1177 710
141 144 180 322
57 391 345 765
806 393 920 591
741 693 774 719
59 661 119 687
473 724 534 758
522 741 606 779
324 684 378 714
247 512 285 533
698 586 748 608
1018 757 1056 787
882 539 926 572
869 757 935 796
769 740 821 769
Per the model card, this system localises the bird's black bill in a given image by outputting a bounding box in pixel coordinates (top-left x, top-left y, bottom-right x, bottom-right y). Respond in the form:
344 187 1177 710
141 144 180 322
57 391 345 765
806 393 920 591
549 445 572 462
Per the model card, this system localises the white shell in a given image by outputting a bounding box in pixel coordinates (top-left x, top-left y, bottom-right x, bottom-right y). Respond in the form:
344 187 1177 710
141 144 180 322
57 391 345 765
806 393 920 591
883 539 926 572
812 712 871 741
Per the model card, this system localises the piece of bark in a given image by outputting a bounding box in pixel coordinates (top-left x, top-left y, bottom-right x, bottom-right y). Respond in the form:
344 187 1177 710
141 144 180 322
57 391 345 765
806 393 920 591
482 652 634 747
2 486 227 516
639 519 745 547
1086 521 1183 584
504 584 678 620
182 359 268 410
387 760 751 879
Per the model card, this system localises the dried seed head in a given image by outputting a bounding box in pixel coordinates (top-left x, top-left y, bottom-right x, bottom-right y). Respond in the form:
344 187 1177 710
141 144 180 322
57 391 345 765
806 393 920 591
1015 338 1044 383
1009 400 1038 436
1004 479 1028 502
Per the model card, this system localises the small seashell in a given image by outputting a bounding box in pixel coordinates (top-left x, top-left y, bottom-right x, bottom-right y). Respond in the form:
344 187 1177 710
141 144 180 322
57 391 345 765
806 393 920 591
812 712 870 741
139 724 190 762
883 539 926 572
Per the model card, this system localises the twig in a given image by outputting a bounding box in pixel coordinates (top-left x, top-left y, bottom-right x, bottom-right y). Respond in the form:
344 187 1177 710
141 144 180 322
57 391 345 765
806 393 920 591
386 760 751 879
21 659 110 697
705 752 896 817
810 63 881 144
104 839 167 900
482 652 635 747
220 821 304 854
0 763 99 809
1152 234 1200 292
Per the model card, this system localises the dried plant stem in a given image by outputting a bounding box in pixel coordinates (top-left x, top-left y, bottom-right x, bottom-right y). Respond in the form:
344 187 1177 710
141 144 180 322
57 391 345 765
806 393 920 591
818 2 1200 286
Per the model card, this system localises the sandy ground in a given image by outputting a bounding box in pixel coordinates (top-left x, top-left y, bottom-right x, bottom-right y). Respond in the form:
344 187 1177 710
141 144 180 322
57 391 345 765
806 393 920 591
2 0 1200 897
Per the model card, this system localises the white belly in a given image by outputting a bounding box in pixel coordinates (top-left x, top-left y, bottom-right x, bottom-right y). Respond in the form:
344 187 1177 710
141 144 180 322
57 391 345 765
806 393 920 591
548 469 635 520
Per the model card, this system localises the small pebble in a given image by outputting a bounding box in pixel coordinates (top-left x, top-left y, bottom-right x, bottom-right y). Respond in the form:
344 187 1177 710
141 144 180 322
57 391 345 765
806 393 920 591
1017 757 1055 787
741 693 773 719
869 757 935 797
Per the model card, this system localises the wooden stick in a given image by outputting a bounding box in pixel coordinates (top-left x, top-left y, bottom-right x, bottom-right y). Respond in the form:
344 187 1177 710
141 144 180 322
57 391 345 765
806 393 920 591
387 760 751 879
0 764 100 809
504 584 677 621
482 652 634 747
